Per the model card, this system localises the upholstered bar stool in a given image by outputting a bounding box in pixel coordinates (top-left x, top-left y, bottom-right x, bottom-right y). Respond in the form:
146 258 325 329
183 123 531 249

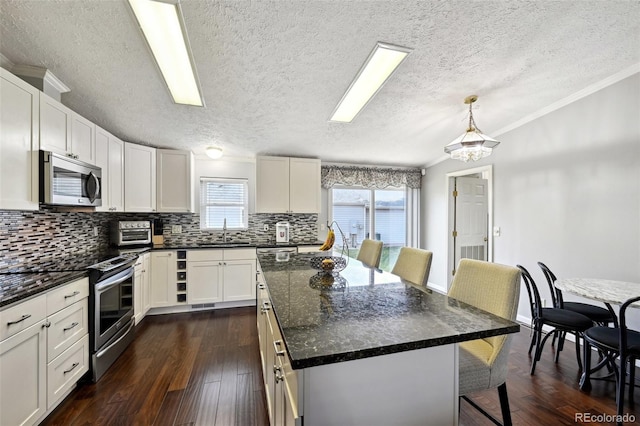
356 239 383 269
391 247 433 286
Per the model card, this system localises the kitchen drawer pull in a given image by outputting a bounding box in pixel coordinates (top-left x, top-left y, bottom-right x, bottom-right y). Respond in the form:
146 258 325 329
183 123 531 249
64 291 80 299
7 314 31 326
275 370 284 383
63 322 79 332
273 340 286 357
257 283 265 290
63 362 79 374
260 301 271 313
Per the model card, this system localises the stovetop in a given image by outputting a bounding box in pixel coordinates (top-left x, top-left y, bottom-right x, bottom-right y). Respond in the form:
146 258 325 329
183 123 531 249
0 251 139 274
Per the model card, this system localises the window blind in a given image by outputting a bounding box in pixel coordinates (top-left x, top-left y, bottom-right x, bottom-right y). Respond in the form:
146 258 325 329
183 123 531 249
200 178 248 230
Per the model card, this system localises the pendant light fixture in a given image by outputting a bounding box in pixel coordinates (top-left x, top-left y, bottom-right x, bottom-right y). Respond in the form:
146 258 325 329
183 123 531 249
444 95 499 162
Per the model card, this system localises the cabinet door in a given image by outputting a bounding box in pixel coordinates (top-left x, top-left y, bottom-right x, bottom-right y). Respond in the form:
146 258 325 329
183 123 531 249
256 156 290 213
40 91 72 155
124 142 156 212
0 321 47 426
0 68 40 210
95 128 124 212
70 112 95 164
150 251 176 307
187 261 223 304
133 264 143 324
142 254 151 315
223 259 256 302
157 149 193 212
289 157 320 213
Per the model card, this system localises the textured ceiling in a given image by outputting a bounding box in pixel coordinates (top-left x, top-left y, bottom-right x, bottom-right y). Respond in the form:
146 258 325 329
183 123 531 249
1 0 639 167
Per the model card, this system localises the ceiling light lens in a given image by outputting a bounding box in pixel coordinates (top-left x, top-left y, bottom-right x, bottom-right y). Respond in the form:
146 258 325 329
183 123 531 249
206 147 223 159
129 0 203 106
330 42 412 123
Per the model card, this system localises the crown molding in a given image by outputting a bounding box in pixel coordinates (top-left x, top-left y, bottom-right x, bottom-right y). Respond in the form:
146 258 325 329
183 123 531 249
11 64 70 94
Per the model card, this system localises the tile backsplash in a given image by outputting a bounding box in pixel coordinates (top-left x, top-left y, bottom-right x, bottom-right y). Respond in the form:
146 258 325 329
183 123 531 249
0 207 319 271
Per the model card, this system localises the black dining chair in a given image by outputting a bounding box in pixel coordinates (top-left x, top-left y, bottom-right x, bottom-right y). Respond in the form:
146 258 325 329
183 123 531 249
538 262 615 326
582 295 640 425
518 265 594 375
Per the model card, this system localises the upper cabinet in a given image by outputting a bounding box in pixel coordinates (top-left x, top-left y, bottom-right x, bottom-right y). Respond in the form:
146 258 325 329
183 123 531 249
40 92 96 164
157 149 194 213
124 142 156 212
0 68 40 211
256 156 321 214
95 126 124 212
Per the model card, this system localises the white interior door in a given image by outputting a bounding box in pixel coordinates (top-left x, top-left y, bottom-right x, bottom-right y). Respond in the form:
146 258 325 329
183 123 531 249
453 177 488 274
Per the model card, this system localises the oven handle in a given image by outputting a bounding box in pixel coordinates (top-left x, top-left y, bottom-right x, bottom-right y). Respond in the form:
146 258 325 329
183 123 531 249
95 320 135 359
95 267 134 293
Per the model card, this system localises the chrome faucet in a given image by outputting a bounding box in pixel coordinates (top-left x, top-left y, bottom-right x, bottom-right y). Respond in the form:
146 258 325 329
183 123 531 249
223 218 228 243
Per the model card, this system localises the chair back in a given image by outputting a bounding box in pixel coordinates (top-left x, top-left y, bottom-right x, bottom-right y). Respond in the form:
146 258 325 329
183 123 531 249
537 262 562 308
517 265 543 320
449 259 521 364
356 239 384 269
619 295 640 356
391 247 433 286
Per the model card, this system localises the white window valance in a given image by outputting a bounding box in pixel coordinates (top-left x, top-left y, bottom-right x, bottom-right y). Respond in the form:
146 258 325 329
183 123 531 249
321 165 422 189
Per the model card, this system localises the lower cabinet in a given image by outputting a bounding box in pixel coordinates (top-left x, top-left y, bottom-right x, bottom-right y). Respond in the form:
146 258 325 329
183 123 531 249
0 277 89 426
187 249 256 305
134 252 151 323
150 251 177 308
257 274 299 426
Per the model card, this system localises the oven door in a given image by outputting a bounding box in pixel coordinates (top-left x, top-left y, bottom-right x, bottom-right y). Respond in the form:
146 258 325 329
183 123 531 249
94 266 134 350
118 229 152 246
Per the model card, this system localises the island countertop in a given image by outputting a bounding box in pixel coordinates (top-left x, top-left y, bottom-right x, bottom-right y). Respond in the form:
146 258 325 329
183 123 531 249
258 252 520 369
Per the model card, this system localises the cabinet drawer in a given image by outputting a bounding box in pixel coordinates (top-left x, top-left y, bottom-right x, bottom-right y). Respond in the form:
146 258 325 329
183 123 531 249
0 293 47 341
47 299 88 362
187 249 223 262
47 277 89 315
47 333 89 409
224 248 256 260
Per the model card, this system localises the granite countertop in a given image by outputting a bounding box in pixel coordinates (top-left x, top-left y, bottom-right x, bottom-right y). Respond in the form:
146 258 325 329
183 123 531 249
258 252 520 370
155 241 324 250
0 270 88 308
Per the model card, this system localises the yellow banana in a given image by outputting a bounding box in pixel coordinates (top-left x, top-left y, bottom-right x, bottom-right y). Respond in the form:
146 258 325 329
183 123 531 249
319 228 335 251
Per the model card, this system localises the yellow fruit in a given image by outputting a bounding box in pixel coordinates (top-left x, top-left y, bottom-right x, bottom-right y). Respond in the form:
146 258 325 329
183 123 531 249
319 228 335 251
321 259 335 270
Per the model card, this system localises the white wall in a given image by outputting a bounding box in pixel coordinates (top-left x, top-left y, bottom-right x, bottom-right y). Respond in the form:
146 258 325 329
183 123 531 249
422 72 640 327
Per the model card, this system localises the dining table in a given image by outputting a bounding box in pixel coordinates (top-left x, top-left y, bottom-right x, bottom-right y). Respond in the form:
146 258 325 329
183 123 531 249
554 277 640 390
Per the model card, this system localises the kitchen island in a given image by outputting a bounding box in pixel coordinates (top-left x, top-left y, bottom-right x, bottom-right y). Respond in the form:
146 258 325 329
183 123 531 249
257 252 520 426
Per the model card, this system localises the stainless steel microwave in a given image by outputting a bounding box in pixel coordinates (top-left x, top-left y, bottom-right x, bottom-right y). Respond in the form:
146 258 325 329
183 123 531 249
40 150 102 207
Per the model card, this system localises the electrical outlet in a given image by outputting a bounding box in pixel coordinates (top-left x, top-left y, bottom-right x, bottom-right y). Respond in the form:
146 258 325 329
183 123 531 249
93 226 99 237
493 226 501 237
320 223 326 231
263 224 269 231
171 225 182 234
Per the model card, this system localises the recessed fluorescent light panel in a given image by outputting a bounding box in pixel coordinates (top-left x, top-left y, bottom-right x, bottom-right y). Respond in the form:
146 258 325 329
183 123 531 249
128 0 204 106
329 42 412 123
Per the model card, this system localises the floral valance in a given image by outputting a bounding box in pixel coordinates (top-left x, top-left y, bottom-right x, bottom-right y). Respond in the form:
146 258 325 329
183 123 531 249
321 165 422 189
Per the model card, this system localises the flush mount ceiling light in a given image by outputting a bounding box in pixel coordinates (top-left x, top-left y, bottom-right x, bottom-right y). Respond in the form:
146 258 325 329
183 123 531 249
329 42 412 123
444 95 500 162
128 0 204 107
205 146 223 159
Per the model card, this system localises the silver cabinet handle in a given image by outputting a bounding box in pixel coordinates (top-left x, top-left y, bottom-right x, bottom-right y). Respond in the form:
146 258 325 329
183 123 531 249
7 314 31 326
257 283 265 290
63 362 79 374
260 301 270 313
63 322 79 332
64 291 80 299
42 321 51 329
273 340 286 357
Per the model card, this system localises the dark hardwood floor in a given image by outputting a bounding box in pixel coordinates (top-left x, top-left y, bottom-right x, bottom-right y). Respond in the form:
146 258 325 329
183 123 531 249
42 307 638 425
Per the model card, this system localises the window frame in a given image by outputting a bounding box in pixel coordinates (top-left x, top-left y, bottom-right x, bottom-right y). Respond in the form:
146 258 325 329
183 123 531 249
199 177 249 231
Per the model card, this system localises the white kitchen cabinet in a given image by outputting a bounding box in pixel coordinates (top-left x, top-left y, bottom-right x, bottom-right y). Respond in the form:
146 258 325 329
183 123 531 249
0 277 89 426
256 156 320 214
0 67 40 210
124 142 156 212
95 127 124 212
157 149 194 213
150 251 176 308
0 320 47 426
134 253 151 324
186 249 256 304
40 91 96 164
187 259 223 304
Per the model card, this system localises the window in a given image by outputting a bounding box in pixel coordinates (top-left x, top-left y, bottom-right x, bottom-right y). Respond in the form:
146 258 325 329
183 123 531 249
200 178 248 230
331 186 408 272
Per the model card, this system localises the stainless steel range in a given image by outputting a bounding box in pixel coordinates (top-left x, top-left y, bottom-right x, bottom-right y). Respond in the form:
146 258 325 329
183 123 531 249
87 254 138 381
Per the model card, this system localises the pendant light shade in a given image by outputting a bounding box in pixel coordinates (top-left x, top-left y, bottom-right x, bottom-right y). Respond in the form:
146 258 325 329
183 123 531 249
444 95 499 162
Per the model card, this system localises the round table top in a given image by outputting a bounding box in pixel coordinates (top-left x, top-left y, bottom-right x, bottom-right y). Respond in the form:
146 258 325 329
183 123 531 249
555 278 640 308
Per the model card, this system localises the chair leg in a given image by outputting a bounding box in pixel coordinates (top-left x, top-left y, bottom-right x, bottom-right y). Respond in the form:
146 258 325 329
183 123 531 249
580 339 592 391
531 323 544 375
617 355 627 423
498 382 513 426
573 334 583 373
629 357 636 402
